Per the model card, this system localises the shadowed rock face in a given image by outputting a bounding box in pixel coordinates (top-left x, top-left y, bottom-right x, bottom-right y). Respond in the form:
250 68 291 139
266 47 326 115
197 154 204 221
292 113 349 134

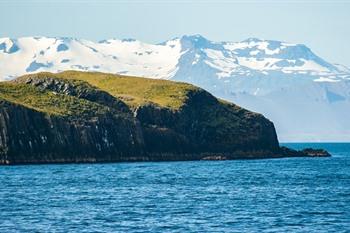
135 90 280 156
0 100 145 164
0 71 329 164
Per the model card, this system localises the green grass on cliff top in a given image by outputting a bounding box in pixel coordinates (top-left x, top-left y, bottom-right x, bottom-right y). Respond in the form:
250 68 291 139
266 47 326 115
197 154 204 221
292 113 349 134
21 71 200 109
0 82 109 117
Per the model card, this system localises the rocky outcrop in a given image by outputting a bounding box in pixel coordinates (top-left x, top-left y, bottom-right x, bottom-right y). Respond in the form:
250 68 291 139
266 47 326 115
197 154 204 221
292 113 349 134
0 72 331 164
301 148 331 157
0 99 145 164
279 146 331 158
135 89 280 157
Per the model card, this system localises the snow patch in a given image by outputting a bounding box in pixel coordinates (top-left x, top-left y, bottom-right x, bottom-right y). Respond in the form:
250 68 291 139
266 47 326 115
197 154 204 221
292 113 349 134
314 77 340 82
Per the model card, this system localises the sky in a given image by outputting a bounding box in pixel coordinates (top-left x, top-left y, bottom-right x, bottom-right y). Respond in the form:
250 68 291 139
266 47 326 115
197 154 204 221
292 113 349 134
1 0 349 66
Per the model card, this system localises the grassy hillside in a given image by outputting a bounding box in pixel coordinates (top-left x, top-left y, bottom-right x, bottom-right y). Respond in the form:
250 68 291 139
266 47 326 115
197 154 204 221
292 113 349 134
0 82 109 117
18 71 200 109
0 70 286 164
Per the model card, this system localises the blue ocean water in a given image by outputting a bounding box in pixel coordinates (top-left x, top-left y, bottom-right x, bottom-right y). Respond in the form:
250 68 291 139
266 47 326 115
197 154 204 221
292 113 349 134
0 143 349 232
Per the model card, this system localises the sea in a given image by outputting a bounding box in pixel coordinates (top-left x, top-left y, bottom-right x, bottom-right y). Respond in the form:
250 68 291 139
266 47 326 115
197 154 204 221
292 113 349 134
0 143 349 232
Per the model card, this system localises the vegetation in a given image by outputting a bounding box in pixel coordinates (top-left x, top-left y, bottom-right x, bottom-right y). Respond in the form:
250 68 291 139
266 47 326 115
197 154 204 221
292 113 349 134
0 70 256 124
0 70 286 164
19 71 200 109
0 82 109 117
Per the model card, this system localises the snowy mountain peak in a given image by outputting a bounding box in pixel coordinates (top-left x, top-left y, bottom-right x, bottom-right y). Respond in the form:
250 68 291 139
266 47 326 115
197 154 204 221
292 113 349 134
179 34 223 51
181 34 208 42
121 38 137 42
222 38 341 75
0 35 349 83
241 37 266 43
1 35 350 141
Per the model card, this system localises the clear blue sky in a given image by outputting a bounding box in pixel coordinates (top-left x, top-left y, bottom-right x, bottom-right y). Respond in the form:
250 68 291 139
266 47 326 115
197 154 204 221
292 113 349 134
1 0 349 66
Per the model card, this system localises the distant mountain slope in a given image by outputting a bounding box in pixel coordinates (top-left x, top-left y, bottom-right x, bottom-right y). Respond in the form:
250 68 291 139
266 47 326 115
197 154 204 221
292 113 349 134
1 35 349 141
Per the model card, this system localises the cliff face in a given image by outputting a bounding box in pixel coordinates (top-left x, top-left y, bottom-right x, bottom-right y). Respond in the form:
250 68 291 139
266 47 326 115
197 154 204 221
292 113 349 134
0 100 145 164
135 90 279 157
0 71 328 164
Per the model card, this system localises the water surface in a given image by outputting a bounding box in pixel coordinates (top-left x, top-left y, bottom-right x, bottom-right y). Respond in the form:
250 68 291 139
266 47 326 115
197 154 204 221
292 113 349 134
1 143 349 232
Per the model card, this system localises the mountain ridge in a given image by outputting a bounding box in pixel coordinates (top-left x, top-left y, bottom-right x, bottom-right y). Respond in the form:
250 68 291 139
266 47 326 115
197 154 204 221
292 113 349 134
1 35 349 141
1 35 348 80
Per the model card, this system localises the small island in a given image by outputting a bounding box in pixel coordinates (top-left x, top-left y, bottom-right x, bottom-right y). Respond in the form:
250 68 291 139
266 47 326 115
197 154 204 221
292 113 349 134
0 71 330 164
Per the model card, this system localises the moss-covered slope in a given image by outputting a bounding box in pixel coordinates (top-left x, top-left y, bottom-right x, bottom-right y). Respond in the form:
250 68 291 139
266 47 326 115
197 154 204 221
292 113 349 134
17 71 198 110
0 82 110 118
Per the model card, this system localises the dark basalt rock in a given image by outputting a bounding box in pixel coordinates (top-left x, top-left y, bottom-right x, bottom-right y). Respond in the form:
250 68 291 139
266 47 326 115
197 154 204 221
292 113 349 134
301 148 331 157
135 90 280 155
279 146 331 158
0 73 331 164
0 100 145 164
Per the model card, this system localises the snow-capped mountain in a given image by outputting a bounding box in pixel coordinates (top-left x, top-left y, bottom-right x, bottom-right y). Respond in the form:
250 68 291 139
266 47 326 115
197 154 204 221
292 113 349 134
1 35 350 141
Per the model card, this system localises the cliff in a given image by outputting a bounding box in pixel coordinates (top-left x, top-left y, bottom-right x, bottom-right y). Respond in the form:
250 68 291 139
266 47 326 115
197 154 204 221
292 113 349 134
0 71 330 164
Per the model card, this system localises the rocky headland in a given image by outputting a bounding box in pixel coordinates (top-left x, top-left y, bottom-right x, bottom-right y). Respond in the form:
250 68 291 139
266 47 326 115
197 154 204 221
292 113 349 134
0 71 330 164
